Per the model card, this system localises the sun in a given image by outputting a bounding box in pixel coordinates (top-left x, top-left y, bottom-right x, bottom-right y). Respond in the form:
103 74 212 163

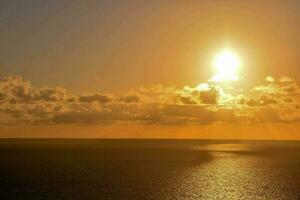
211 49 241 82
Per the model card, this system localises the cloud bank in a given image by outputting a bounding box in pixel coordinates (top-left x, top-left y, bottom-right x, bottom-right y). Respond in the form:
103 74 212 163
0 75 300 126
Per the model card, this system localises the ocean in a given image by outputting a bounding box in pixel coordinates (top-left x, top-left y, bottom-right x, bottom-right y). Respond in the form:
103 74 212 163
0 139 299 199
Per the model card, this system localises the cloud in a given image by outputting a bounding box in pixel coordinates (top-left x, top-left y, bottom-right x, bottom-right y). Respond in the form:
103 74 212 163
0 75 72 103
279 76 294 83
32 87 70 102
118 94 140 104
179 96 197 105
52 110 112 124
199 87 219 104
266 75 275 83
78 93 112 103
238 94 278 107
1 75 300 126
1 75 31 102
0 92 5 100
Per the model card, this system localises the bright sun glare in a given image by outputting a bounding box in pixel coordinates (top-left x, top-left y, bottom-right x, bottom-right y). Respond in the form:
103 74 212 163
211 49 241 82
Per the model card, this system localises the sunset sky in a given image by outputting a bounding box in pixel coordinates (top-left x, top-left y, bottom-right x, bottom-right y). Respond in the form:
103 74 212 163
1 0 300 139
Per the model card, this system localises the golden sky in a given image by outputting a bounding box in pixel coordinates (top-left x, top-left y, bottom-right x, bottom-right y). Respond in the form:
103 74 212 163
0 0 300 139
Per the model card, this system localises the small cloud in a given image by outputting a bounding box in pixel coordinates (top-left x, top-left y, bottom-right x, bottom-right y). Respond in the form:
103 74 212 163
32 87 70 102
254 84 279 94
179 96 197 105
119 94 140 104
279 76 294 83
0 92 6 100
266 76 275 82
78 93 112 103
195 83 210 91
259 95 278 106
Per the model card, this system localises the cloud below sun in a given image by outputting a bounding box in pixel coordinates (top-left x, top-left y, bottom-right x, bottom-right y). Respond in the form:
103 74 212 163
1 73 300 130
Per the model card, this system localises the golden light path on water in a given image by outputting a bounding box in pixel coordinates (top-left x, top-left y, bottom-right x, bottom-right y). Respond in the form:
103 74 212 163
0 140 299 199
154 143 299 200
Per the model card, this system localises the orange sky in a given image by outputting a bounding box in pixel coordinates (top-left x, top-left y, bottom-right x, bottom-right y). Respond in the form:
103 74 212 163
0 0 300 139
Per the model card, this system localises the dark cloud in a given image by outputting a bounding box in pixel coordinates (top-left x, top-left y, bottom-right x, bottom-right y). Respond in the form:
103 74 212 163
282 83 299 94
0 92 5 100
52 111 110 124
0 75 72 103
2 75 31 102
26 105 49 118
0 107 23 119
119 94 140 104
199 87 219 104
179 96 197 105
32 87 69 102
50 104 228 126
79 93 112 103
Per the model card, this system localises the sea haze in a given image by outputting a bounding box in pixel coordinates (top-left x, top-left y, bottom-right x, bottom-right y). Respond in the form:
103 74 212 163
0 139 299 200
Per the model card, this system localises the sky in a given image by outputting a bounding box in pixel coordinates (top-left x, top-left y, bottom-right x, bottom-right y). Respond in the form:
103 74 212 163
0 0 300 139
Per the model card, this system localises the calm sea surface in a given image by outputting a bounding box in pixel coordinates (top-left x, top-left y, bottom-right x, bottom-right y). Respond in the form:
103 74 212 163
0 139 299 200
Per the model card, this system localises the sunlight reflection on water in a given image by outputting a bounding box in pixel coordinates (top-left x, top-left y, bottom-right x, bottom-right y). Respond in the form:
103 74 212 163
196 143 252 152
0 140 299 199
